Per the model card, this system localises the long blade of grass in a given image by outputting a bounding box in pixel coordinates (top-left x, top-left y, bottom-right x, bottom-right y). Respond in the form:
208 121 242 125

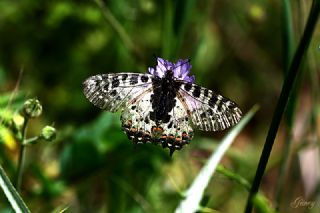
0 164 30 213
282 0 295 74
274 0 296 209
175 105 259 213
93 0 143 63
162 0 174 59
245 1 320 212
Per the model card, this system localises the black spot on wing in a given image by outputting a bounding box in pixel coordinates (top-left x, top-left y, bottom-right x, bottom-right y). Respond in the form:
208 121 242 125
141 75 149 83
192 86 201 98
112 78 120 88
200 112 206 118
130 74 139 85
144 116 150 124
203 89 209 97
101 75 109 81
227 101 237 109
103 82 109 91
184 83 192 92
110 90 117 96
208 96 218 107
122 74 128 80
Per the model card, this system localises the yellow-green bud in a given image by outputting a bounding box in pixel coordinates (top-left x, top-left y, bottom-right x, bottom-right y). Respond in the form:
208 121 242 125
21 99 42 118
40 126 56 141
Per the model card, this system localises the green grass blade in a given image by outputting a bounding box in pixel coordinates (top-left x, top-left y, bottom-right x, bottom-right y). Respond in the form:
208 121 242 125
282 0 294 74
274 0 296 209
93 0 143 62
0 164 30 213
175 105 259 213
253 193 278 213
216 165 251 191
161 0 174 59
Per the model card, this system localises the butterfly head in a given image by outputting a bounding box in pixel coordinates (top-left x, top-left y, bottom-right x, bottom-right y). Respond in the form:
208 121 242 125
148 57 195 83
165 69 174 78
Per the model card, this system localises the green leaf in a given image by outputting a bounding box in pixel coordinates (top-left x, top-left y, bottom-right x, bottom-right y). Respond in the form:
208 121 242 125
0 164 30 213
253 193 278 213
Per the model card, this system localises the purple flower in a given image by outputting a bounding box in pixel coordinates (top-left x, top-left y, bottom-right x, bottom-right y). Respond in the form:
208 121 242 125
148 57 195 83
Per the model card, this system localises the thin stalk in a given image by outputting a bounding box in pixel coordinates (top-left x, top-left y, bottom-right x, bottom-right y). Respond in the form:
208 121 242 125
244 1 320 212
93 0 143 63
24 136 40 145
162 0 174 59
15 117 29 192
282 0 294 74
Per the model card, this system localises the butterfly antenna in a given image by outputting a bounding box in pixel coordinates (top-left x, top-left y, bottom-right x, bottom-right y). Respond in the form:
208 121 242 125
172 58 191 71
152 54 158 60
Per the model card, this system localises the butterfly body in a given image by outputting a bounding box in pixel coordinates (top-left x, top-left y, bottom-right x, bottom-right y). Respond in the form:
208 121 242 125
150 70 182 124
83 58 242 155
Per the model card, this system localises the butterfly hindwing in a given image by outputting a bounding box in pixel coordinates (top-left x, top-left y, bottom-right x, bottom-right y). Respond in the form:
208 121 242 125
178 82 242 131
121 92 194 153
83 73 153 112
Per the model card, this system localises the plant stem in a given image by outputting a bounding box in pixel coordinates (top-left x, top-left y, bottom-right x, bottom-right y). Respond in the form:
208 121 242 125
282 0 294 74
244 1 320 212
24 136 40 145
93 0 143 63
15 117 29 192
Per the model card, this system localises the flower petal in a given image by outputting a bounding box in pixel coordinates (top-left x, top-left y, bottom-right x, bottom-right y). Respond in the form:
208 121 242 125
148 67 155 75
148 57 195 83
172 59 194 82
184 75 195 83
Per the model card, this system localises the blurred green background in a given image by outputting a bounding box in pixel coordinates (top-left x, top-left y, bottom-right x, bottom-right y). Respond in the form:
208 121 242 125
0 0 319 212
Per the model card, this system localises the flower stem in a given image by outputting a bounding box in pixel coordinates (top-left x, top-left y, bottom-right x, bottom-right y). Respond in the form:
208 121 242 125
93 0 143 63
244 0 320 212
15 117 29 192
24 136 40 145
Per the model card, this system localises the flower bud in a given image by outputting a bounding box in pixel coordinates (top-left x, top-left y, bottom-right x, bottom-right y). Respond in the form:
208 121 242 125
21 99 42 118
40 126 56 142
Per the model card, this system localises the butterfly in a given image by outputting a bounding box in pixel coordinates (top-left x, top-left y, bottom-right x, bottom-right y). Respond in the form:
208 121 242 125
83 57 242 155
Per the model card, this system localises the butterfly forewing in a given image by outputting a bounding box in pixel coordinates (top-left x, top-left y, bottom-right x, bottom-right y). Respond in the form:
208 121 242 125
178 82 242 131
83 73 153 112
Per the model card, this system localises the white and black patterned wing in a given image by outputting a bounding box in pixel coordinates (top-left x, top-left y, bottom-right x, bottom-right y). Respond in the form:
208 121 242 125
178 82 242 131
120 88 154 142
83 73 153 112
120 90 194 155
